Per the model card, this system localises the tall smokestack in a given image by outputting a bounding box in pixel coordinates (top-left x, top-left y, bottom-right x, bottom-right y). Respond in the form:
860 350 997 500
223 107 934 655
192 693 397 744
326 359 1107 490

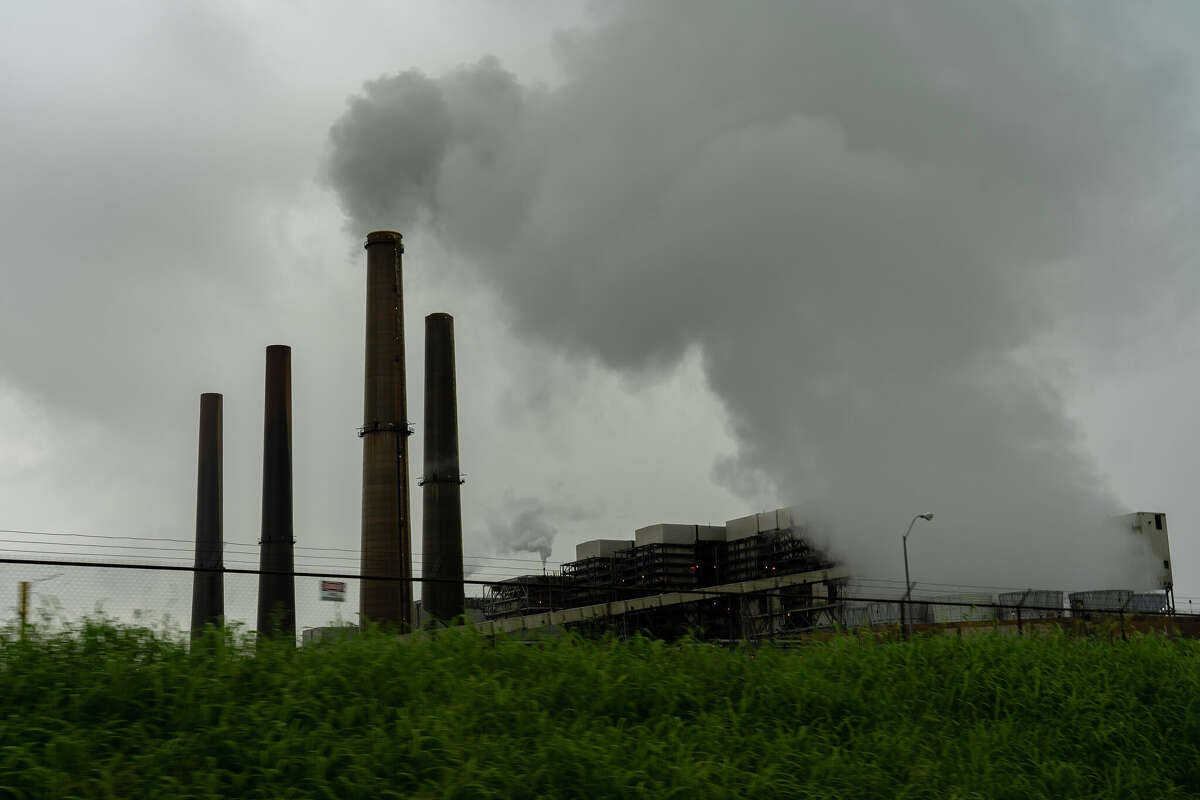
359 231 413 631
257 344 296 640
190 392 223 638
421 313 465 625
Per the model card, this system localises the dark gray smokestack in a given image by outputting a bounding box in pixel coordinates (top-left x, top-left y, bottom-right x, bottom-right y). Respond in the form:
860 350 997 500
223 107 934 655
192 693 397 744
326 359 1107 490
190 392 223 638
257 344 296 640
359 231 413 631
421 312 464 625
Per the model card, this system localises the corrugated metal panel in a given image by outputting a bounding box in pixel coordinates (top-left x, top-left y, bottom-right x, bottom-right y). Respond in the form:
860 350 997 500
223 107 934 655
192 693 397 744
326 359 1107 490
1129 593 1166 614
840 605 870 628
996 590 1063 619
930 593 995 623
1069 589 1133 612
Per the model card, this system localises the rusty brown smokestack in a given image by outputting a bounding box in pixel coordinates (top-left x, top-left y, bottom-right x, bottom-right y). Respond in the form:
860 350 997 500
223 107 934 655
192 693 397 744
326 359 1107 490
421 313 465 625
190 392 223 638
257 345 296 640
359 231 413 631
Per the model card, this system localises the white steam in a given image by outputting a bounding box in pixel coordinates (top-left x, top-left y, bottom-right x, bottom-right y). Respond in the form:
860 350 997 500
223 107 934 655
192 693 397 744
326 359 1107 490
325 2 1193 591
485 496 557 569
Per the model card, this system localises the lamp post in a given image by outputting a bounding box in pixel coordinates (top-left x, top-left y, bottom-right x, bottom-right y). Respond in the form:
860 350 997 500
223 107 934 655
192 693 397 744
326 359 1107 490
901 513 934 635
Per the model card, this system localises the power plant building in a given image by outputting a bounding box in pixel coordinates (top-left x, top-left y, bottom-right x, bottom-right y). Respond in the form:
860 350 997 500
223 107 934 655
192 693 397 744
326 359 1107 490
482 507 1177 639
486 508 843 639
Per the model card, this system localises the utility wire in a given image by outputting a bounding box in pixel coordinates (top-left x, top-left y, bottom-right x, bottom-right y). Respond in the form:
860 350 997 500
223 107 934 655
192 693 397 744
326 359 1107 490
0 529 561 565
0 540 547 573
0 548 537 580
0 555 1182 619
0 530 1173 595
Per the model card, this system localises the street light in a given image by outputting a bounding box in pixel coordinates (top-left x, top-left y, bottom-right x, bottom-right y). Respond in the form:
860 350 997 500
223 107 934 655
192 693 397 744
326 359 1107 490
902 513 934 634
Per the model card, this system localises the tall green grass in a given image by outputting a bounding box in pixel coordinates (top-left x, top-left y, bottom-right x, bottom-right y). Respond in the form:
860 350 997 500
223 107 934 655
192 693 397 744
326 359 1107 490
0 622 1197 798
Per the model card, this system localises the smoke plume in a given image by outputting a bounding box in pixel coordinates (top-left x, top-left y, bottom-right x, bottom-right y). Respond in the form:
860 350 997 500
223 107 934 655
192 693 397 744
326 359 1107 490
325 2 1193 590
485 497 558 568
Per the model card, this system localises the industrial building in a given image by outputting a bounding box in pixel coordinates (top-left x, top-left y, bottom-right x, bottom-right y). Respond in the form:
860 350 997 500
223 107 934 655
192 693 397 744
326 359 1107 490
484 507 845 639
179 226 1177 644
481 507 1176 639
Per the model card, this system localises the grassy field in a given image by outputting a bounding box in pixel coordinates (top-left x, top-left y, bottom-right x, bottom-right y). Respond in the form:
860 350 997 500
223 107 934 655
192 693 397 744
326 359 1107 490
0 623 1197 799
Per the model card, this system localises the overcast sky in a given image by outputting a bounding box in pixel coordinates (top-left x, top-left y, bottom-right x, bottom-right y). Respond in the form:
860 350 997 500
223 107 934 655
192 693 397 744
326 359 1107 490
3 1 1200 622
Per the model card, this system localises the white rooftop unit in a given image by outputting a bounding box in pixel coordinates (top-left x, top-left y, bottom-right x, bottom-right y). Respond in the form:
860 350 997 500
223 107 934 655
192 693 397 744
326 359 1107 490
574 539 634 561
634 523 726 547
725 507 802 542
1121 512 1173 591
726 513 759 542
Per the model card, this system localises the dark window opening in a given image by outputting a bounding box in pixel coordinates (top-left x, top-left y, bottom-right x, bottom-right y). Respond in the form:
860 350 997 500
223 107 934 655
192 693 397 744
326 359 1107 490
1156 514 1164 530
1164 560 1170 569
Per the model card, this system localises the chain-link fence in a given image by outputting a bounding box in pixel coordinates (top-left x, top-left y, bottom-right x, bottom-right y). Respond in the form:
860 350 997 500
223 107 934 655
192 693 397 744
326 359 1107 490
0 556 1188 645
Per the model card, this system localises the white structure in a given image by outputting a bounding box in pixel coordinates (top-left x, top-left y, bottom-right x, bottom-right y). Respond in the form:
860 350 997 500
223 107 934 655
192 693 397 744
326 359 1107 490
1122 512 1173 591
574 539 634 561
634 523 726 547
725 507 804 541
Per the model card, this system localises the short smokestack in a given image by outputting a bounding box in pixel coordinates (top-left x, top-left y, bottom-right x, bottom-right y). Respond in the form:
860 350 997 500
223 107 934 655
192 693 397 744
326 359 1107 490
257 345 296 640
359 231 414 631
190 392 224 638
421 313 465 625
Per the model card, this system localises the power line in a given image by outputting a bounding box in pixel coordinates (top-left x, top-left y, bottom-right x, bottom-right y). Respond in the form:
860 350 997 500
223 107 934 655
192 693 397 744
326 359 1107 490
0 529 561 565
0 540 548 574
0 555 1179 611
0 548 538 580
0 557 1185 623
0 529 1173 594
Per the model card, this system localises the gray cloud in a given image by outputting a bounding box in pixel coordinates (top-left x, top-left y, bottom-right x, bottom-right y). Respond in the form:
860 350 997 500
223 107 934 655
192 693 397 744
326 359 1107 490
326 1 1197 590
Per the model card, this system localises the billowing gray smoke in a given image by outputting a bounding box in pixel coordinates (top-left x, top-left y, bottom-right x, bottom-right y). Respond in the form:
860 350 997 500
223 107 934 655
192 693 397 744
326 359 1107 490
325 2 1192 591
485 496 557 569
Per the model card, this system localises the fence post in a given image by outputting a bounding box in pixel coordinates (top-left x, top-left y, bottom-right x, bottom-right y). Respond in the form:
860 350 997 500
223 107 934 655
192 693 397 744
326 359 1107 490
18 581 29 640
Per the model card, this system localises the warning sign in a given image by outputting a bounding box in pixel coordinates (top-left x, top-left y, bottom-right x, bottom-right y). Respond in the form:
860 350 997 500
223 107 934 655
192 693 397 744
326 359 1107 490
319 580 346 602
